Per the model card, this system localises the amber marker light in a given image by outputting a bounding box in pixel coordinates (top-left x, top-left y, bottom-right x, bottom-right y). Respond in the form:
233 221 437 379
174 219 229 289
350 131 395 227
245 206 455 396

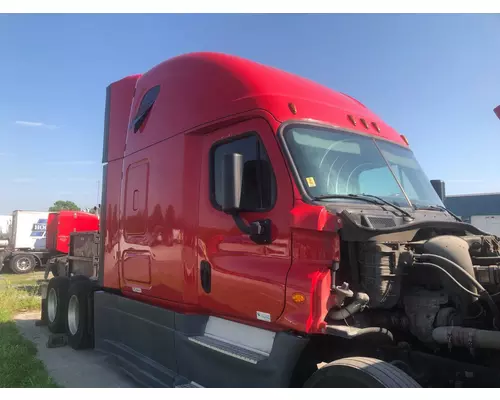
292 293 306 304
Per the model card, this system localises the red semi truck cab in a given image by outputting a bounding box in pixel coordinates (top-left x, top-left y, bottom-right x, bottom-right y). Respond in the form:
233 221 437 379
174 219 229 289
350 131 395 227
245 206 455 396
44 210 99 277
100 52 446 333
46 211 100 254
41 52 500 388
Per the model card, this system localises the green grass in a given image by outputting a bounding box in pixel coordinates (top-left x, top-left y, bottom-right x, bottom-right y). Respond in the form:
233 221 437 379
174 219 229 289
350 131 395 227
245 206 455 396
0 272 59 387
0 271 44 288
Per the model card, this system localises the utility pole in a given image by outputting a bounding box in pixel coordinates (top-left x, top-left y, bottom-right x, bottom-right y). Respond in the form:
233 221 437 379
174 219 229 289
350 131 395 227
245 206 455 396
96 180 100 206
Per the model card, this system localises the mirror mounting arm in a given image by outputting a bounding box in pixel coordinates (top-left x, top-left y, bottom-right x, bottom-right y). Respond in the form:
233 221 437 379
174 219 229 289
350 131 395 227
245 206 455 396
231 213 272 245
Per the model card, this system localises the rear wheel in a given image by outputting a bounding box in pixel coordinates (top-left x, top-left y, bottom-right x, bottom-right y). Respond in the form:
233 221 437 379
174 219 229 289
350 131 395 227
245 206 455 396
9 254 36 274
303 357 421 388
45 277 70 333
66 279 94 350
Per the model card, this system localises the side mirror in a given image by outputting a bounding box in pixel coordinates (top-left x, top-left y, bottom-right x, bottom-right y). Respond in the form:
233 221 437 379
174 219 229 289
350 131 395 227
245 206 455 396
430 179 446 202
222 153 243 214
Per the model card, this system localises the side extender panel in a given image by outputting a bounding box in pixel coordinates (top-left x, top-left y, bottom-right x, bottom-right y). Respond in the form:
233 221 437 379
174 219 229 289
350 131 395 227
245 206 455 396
93 291 308 388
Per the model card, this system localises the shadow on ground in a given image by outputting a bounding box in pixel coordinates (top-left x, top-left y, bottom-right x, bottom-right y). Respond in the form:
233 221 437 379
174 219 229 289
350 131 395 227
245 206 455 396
14 312 136 388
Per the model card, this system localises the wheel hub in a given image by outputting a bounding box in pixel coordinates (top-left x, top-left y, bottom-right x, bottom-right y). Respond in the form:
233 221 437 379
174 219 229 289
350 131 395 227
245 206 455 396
17 257 32 271
47 288 57 323
68 295 80 335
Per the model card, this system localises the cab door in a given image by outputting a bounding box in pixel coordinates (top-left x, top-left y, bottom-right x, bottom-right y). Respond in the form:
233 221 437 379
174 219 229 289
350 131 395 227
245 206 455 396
197 118 293 324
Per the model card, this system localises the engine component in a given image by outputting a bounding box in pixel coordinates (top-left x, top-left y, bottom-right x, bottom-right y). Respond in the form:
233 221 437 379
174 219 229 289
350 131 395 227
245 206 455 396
433 326 500 350
358 242 405 309
404 289 448 343
332 281 354 308
421 235 477 308
328 292 369 320
435 307 462 327
325 324 394 342
474 265 500 287
464 234 500 258
413 255 500 328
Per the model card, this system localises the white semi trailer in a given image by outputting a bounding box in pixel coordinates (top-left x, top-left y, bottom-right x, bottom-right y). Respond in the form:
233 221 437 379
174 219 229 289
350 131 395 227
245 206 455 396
0 210 49 273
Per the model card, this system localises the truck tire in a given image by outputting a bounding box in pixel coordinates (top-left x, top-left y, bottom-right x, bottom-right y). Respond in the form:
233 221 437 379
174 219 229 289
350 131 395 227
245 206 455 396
303 357 421 388
9 254 36 274
66 279 94 350
46 277 70 333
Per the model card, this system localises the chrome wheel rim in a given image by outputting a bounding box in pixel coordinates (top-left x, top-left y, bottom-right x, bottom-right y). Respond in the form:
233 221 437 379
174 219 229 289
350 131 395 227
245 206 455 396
47 288 57 323
67 295 79 335
16 257 32 271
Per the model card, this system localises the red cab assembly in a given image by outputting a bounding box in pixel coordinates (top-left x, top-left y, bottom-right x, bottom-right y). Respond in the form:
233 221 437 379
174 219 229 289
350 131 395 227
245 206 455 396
46 211 99 254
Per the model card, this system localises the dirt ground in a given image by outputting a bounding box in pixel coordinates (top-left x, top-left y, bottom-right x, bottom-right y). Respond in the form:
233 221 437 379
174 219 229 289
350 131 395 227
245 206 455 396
14 311 136 388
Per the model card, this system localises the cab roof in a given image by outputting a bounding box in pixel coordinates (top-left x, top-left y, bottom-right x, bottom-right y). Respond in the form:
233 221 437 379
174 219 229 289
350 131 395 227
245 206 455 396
127 52 407 146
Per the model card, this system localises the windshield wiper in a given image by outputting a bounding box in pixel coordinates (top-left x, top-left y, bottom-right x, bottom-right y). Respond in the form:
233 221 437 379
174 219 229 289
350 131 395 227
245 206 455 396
313 193 414 220
414 205 462 222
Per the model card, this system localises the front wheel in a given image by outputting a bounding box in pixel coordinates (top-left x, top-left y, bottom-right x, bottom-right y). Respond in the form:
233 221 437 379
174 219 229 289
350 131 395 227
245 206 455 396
303 357 421 388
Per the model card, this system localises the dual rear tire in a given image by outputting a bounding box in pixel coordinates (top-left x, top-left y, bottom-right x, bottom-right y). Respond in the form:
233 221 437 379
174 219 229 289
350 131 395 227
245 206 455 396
45 276 94 349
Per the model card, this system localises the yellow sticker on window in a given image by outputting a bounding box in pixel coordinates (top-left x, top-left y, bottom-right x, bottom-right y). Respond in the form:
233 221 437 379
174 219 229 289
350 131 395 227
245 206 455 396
306 177 316 187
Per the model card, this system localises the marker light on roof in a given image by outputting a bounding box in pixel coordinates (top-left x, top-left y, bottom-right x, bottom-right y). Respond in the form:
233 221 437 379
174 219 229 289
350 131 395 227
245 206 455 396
401 135 410 146
288 102 297 115
372 122 381 132
360 118 369 129
347 115 357 126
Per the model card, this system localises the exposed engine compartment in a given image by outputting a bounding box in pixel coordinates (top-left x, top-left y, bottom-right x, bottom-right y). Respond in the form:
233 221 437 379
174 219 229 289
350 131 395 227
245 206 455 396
326 211 500 381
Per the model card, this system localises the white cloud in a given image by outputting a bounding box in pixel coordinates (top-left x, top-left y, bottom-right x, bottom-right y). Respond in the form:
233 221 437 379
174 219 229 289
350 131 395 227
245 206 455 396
11 178 34 183
15 120 58 129
45 160 97 166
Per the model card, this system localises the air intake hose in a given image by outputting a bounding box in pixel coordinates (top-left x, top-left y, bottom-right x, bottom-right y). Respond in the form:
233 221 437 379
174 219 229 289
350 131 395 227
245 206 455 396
329 292 370 320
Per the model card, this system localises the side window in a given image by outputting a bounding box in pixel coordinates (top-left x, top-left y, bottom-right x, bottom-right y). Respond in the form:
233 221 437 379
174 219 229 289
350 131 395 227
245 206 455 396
131 85 160 133
212 134 276 211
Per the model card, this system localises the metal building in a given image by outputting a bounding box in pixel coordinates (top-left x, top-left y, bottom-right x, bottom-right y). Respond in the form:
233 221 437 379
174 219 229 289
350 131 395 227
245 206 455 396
445 192 500 235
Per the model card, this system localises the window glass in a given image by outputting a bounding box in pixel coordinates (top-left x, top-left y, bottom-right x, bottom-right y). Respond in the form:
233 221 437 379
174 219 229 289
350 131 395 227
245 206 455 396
132 85 160 132
284 125 444 208
212 134 275 211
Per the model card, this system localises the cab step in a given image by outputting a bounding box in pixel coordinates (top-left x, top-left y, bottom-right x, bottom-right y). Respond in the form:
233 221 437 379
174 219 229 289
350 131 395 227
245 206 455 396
188 335 269 365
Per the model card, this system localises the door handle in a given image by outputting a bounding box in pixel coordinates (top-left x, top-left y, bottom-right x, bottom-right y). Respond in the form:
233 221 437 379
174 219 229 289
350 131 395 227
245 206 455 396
200 260 211 294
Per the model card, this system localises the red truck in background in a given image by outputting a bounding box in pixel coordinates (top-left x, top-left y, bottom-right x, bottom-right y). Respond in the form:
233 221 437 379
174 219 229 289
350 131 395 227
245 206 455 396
44 211 99 278
38 52 500 388
0 210 99 274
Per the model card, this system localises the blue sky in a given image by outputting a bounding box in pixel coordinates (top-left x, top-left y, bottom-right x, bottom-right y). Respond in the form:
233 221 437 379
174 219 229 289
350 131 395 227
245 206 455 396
0 14 499 214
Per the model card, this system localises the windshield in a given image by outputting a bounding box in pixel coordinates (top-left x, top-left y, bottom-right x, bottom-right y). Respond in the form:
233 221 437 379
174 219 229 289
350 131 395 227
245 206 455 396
283 125 444 209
